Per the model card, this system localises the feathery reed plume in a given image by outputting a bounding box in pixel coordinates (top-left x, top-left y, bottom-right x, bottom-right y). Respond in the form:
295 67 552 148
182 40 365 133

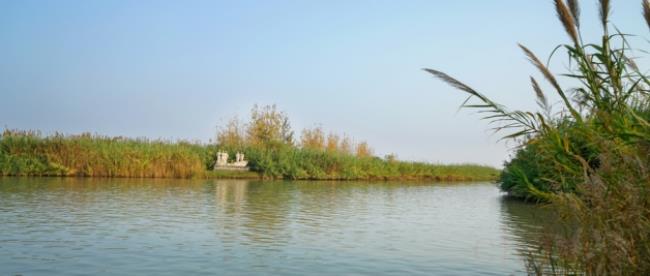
422 68 506 112
599 0 610 29
423 68 538 139
555 0 579 45
423 69 483 100
643 0 650 31
519 45 561 96
568 0 580 28
518 44 581 121
530 77 549 113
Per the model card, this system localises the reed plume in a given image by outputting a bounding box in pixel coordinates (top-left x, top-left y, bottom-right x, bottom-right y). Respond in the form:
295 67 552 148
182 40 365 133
568 0 580 28
530 77 550 114
518 44 581 120
555 0 579 45
600 0 610 29
423 68 538 139
422 69 482 100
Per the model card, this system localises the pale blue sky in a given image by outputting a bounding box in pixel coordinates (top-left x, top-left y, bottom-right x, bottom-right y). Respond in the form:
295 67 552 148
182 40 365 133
1 1 648 166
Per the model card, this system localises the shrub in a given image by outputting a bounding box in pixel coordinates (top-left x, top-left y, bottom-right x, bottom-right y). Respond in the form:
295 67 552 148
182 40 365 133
426 0 650 273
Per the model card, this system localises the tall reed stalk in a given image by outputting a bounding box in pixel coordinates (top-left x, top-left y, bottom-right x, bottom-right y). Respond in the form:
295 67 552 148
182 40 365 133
426 0 650 274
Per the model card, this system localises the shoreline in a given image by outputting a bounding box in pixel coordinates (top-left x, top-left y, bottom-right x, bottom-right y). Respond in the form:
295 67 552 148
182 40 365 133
0 172 498 182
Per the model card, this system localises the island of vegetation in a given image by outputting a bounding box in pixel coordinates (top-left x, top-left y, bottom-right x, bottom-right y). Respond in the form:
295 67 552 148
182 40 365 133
0 104 498 181
427 0 650 274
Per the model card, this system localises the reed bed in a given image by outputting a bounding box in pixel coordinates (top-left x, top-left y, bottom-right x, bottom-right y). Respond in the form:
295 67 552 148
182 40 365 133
0 129 498 181
426 0 650 274
215 104 498 181
240 145 497 181
0 130 208 178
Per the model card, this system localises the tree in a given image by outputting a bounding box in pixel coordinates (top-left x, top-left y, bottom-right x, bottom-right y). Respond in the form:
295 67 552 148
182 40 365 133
301 126 325 150
246 104 294 147
216 117 245 150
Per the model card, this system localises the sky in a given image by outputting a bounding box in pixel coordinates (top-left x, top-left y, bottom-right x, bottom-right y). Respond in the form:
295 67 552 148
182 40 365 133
1 0 649 167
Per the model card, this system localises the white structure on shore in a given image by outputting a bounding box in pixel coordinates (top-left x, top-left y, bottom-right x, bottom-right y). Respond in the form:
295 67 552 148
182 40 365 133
214 151 249 171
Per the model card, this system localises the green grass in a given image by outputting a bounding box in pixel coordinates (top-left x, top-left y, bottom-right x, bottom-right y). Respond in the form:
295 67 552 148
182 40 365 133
0 129 499 181
240 144 498 181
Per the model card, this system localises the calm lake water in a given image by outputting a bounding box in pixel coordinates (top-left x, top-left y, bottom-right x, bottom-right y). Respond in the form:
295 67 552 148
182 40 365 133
0 178 551 275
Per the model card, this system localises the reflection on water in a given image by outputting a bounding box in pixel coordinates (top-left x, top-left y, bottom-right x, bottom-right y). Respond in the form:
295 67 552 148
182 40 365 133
0 178 550 275
499 196 557 255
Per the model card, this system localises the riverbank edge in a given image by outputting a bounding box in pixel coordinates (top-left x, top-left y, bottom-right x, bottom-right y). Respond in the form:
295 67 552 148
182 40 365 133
1 171 499 182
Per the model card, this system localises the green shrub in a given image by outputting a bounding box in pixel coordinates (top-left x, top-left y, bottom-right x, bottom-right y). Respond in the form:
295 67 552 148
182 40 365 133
426 0 650 273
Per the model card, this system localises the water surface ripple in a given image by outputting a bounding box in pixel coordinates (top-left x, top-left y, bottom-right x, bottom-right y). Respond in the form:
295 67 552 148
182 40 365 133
0 178 548 275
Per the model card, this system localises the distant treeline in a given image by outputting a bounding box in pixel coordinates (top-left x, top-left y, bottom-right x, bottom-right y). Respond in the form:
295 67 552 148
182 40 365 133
0 105 498 181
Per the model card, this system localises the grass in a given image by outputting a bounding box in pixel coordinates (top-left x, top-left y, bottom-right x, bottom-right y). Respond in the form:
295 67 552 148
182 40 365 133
213 104 500 181
240 144 498 181
426 0 650 274
0 130 208 178
0 129 499 181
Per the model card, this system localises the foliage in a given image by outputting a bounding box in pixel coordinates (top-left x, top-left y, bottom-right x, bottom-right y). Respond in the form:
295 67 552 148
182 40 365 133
355 141 373 158
426 0 650 274
301 126 326 151
239 143 497 181
326 132 341 153
246 104 294 147
213 104 497 181
216 116 245 150
218 104 373 157
0 121 498 181
426 1 649 200
339 135 353 154
0 129 207 178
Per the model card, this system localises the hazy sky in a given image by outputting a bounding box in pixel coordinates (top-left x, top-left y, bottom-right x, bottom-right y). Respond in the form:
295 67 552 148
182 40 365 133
1 0 648 167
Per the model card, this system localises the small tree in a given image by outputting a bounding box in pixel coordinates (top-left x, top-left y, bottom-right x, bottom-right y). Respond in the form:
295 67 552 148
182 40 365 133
216 117 245 150
246 104 294 147
301 126 325 151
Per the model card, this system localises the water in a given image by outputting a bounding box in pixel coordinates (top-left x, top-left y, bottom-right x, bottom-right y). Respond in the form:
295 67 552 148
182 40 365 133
0 178 550 275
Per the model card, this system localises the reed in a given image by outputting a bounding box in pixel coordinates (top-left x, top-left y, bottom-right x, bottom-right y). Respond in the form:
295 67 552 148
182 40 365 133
0 129 207 178
0 118 499 181
216 105 498 181
238 144 497 181
426 0 650 273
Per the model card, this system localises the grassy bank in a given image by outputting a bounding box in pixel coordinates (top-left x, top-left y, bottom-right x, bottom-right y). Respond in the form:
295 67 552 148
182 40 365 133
0 129 498 181
0 130 209 178
239 144 497 181
427 0 650 274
